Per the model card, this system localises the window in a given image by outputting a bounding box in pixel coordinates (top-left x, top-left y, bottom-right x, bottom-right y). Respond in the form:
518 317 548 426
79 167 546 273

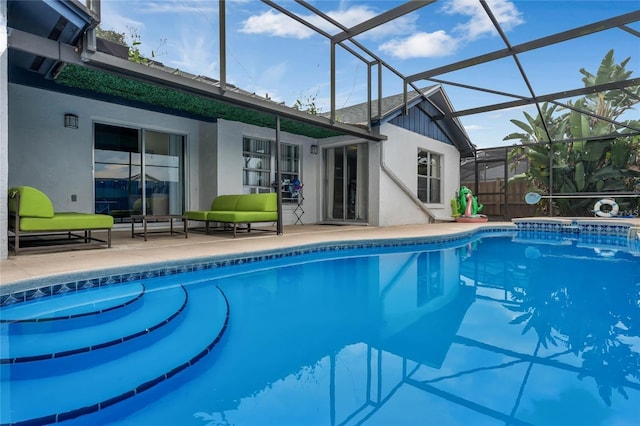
243 137 272 190
417 149 441 203
243 137 301 202
280 143 301 202
94 123 185 220
417 251 443 307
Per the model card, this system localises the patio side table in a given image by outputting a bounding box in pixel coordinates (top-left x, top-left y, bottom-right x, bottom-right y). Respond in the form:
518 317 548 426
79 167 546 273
131 214 188 241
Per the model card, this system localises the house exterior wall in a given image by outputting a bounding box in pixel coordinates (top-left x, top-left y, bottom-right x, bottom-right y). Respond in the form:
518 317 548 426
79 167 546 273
6 84 326 232
388 100 453 146
377 123 460 226
8 84 202 215
216 119 322 225
196 121 218 210
5 82 463 260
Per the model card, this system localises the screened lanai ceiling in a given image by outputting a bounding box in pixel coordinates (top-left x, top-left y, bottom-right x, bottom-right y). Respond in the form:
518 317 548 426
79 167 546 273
7 0 640 150
249 0 640 148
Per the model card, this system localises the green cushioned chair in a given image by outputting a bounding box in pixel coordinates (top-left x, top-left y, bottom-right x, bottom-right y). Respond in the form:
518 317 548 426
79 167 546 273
8 186 114 254
185 193 278 237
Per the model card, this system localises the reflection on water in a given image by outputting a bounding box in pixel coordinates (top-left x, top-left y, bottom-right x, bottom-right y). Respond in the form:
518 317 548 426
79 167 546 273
91 233 640 425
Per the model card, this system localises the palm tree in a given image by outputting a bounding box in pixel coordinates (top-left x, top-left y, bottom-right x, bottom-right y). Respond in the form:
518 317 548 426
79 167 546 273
505 50 640 216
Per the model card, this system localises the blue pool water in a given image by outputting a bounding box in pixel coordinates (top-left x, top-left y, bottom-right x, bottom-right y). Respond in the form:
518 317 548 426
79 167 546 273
1 230 640 425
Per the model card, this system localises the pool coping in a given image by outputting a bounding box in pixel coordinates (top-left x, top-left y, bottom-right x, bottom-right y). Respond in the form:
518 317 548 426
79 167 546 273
2 219 639 306
1 225 514 303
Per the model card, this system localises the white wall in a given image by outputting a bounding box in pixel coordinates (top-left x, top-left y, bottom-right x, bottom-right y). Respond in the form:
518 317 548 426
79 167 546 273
8 84 201 215
7 84 327 231
216 119 321 225
7 83 465 239
195 121 217 210
377 123 461 226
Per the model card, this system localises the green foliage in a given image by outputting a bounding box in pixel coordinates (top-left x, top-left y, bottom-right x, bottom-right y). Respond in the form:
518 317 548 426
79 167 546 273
506 50 640 216
293 92 321 115
96 25 167 65
54 65 344 139
95 26 126 46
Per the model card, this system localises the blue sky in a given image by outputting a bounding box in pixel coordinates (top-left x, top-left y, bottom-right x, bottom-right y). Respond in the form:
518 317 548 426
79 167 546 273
99 0 640 148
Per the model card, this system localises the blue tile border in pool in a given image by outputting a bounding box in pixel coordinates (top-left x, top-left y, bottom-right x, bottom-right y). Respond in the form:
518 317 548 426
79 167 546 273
1 222 637 307
512 218 635 237
0 226 514 306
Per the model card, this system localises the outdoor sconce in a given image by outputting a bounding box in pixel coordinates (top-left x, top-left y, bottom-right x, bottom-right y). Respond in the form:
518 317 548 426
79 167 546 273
310 144 319 155
64 113 78 129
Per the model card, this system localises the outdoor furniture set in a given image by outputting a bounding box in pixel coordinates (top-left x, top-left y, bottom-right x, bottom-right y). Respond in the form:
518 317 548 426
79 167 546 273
7 187 278 254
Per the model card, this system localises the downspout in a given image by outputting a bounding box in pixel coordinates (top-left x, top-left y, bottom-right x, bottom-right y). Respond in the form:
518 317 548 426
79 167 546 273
379 140 439 223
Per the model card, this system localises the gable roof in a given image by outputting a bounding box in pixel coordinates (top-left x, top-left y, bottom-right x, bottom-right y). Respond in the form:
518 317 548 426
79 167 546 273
328 87 475 158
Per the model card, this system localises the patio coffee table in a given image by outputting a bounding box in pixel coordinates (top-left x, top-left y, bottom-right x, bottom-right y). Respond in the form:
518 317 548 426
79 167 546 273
131 214 188 241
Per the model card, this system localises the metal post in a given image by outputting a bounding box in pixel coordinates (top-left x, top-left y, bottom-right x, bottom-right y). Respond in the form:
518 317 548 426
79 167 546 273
275 116 283 235
219 0 226 90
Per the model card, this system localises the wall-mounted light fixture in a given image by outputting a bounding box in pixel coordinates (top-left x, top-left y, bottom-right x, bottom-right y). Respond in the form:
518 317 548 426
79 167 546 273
310 144 319 155
64 113 78 129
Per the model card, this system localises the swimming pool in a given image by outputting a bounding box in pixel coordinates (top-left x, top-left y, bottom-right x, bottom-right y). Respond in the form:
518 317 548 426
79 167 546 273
1 225 639 425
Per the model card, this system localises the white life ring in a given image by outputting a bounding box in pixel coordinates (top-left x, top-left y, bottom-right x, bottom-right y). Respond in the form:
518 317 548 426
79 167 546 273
593 198 619 217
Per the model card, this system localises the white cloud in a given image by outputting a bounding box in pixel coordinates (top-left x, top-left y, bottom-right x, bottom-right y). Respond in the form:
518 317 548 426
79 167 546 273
377 0 523 60
240 4 417 41
379 30 459 59
135 1 218 14
167 34 217 77
240 10 314 39
99 2 145 34
441 0 524 40
320 5 418 40
464 124 485 131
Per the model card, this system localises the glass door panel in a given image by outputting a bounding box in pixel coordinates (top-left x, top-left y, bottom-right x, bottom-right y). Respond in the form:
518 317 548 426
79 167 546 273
95 124 184 221
324 144 368 223
143 130 184 216
94 123 142 221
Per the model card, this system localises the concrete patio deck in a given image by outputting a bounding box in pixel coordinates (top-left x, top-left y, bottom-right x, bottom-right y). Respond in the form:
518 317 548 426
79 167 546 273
1 222 511 289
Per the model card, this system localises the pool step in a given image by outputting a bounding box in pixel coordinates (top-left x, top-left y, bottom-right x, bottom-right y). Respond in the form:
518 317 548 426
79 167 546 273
0 282 146 323
0 284 187 364
0 282 229 425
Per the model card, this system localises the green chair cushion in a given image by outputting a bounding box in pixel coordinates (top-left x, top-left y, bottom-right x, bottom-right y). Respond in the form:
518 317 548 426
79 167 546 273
186 193 278 226
210 195 241 211
235 193 277 212
207 211 278 223
184 211 210 221
9 186 54 218
18 213 114 232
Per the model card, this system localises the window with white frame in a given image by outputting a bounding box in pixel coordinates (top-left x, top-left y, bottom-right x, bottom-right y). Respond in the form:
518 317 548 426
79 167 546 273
242 137 301 202
280 143 301 202
243 137 272 190
417 149 442 203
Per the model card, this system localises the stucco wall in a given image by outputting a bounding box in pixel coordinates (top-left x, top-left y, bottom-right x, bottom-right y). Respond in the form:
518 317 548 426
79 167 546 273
7 84 326 231
377 123 460 226
7 83 464 239
217 119 321 225
195 121 218 210
8 84 201 215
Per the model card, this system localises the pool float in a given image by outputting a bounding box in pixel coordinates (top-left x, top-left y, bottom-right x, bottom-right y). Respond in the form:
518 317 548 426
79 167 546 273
593 198 619 217
454 186 488 223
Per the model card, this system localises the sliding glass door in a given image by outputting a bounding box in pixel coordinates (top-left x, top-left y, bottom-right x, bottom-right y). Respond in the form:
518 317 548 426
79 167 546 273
94 123 185 221
144 130 184 216
323 143 368 223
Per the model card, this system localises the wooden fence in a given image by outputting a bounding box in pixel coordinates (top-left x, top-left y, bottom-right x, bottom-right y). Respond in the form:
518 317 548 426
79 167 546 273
461 179 537 220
